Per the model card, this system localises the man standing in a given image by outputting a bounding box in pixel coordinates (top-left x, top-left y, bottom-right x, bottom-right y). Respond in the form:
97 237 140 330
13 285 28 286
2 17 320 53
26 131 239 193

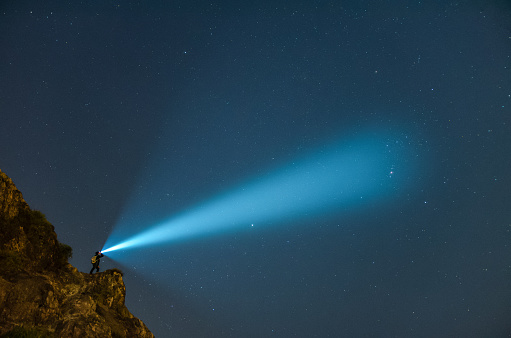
90 251 105 274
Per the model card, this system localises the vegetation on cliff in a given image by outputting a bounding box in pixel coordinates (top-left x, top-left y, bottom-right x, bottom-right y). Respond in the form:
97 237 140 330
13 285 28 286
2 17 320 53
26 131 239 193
0 208 73 276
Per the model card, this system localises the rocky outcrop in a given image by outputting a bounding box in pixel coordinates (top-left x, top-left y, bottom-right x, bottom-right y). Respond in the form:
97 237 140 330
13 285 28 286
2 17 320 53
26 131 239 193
0 169 154 337
0 170 29 220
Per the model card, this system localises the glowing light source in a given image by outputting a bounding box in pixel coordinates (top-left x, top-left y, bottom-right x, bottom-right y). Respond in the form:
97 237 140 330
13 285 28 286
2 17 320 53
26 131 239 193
102 133 408 254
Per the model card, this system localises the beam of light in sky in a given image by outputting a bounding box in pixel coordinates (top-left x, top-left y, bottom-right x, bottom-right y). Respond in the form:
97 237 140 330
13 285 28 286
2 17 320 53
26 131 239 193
102 133 410 254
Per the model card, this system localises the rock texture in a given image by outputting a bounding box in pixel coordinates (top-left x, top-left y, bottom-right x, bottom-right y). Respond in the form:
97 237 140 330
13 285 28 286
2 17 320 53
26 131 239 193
0 169 154 337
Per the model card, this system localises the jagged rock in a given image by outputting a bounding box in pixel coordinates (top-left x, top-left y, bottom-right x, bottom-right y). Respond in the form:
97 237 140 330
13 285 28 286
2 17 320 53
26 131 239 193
0 170 29 220
0 169 154 337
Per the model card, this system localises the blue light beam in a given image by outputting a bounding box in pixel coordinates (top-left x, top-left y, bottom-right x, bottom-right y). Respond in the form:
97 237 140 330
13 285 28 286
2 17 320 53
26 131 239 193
102 134 407 254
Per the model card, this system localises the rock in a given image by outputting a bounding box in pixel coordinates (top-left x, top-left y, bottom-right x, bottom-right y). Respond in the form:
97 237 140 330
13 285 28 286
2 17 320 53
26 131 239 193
0 170 29 220
0 169 154 337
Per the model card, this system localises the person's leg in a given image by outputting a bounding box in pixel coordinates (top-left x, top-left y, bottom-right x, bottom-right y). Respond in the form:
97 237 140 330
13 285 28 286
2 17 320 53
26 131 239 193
90 266 94 274
91 263 99 274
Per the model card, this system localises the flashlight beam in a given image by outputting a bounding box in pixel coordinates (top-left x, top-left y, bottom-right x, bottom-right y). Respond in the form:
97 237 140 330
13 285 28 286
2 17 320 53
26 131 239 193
102 135 401 254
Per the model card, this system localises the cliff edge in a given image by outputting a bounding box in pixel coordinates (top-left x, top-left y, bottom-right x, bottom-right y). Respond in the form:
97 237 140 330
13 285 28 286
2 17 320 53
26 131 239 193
0 169 154 337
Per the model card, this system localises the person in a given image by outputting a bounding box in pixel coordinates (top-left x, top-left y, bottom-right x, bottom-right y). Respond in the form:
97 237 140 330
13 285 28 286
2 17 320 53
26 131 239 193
90 251 105 274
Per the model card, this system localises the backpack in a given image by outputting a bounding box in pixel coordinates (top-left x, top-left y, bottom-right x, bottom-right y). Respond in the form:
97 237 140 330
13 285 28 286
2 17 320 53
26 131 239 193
91 255 97 264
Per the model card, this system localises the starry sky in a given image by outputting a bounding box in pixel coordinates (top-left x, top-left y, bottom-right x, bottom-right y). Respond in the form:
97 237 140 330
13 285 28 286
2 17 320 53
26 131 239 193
2 1 511 337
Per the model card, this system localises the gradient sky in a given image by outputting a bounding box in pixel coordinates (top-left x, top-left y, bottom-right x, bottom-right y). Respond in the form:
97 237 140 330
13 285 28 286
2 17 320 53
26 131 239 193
2 1 511 337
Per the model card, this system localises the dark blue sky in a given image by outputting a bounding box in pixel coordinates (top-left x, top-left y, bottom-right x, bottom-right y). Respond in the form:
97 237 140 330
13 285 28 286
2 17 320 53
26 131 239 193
2 1 511 337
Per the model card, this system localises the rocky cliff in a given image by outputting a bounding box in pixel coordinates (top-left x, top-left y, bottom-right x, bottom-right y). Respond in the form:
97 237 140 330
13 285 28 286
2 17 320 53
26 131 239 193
0 169 154 337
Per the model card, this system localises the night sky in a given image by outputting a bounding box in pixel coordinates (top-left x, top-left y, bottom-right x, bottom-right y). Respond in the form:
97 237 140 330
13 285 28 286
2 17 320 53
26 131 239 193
2 1 511 337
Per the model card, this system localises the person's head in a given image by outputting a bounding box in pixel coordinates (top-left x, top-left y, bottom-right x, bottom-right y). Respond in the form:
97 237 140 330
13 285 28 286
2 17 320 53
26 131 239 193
95 251 99 255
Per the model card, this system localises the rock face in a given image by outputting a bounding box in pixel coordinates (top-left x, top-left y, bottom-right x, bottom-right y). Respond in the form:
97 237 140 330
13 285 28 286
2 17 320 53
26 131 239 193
0 170 154 337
